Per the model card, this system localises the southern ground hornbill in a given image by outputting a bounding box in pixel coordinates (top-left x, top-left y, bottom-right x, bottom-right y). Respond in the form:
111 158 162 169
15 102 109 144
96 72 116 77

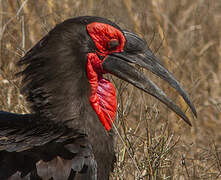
0 16 197 179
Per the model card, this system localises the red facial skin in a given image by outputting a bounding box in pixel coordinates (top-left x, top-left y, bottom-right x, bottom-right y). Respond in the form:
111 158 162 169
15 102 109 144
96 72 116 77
86 22 126 131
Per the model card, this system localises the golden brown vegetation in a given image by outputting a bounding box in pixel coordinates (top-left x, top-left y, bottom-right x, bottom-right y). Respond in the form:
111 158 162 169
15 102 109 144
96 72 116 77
0 0 220 179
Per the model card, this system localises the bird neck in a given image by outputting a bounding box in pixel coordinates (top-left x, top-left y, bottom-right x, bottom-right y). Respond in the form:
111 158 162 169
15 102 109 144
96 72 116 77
18 34 93 130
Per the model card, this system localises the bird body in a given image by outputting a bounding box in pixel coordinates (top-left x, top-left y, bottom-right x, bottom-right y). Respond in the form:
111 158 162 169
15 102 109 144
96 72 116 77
0 16 196 179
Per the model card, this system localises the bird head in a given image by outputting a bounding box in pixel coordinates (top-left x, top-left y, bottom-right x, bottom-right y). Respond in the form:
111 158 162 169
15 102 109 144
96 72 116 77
18 16 196 131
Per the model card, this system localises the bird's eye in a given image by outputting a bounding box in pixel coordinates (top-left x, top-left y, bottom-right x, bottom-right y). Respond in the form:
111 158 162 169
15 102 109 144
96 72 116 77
107 39 120 50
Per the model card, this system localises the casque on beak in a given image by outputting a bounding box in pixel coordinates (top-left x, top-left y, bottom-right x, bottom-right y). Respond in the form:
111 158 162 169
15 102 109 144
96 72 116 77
102 31 197 125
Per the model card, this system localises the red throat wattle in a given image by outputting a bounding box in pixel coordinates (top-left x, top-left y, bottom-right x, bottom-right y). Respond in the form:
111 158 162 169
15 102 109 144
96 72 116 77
86 22 125 131
87 53 117 131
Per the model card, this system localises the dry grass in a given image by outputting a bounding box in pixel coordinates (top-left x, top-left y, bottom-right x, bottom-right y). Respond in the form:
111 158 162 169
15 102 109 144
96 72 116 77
1 0 221 179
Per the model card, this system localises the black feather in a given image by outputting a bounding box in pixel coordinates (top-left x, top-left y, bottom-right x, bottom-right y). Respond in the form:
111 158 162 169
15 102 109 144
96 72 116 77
1 16 118 179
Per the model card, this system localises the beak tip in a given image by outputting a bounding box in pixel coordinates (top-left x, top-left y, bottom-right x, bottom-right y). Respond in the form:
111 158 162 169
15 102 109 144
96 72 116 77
183 118 192 127
193 109 197 118
187 121 192 127
190 104 197 118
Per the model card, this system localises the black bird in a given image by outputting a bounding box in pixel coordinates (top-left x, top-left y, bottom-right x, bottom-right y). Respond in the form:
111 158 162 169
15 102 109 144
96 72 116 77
0 16 196 180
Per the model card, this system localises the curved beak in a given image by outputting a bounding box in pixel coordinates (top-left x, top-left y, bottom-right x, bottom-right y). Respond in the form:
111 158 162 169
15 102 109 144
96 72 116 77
102 31 196 126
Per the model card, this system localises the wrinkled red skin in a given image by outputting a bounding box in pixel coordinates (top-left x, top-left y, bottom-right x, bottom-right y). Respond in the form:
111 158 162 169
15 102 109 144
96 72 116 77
86 22 125 131
87 53 117 130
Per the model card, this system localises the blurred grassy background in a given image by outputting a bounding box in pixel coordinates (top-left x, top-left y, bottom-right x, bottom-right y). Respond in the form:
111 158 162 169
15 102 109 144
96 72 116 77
0 0 221 179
